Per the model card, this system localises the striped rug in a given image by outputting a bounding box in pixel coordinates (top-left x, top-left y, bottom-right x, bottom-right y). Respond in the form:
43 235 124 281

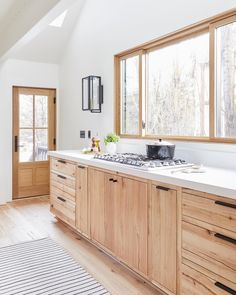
0 238 110 295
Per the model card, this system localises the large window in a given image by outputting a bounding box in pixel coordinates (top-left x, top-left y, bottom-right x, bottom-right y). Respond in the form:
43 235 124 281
116 11 236 142
216 20 236 138
146 33 209 137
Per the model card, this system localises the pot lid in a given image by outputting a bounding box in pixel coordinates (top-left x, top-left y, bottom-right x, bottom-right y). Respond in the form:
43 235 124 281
148 139 175 146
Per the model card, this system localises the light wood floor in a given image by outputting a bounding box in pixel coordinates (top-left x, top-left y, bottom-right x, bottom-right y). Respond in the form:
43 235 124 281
0 196 161 295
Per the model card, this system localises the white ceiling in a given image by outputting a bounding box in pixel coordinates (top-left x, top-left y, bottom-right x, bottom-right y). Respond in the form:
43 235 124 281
0 0 30 34
7 0 85 64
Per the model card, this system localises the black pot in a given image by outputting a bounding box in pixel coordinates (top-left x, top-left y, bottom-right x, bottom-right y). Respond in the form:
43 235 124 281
146 139 175 160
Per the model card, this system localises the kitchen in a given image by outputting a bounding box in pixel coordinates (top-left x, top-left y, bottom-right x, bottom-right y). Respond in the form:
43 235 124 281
0 1 236 295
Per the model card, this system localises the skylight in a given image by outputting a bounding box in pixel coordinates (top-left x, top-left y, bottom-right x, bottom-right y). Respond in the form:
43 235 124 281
50 10 68 28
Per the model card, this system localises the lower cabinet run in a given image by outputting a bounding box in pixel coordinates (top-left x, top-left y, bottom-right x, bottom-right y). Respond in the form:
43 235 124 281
50 157 236 295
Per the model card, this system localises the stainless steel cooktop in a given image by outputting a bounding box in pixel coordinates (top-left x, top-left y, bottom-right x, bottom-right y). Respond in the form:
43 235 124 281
94 153 192 171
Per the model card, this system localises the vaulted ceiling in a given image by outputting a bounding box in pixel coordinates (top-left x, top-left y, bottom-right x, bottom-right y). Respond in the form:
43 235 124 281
0 0 83 62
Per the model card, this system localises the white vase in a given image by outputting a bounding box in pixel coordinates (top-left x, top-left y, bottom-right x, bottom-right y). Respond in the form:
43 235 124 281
106 142 117 155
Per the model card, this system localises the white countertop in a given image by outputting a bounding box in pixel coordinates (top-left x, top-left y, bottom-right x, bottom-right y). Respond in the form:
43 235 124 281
49 150 236 200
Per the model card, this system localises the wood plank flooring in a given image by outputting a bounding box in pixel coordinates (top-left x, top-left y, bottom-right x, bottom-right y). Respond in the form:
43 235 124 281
0 197 162 295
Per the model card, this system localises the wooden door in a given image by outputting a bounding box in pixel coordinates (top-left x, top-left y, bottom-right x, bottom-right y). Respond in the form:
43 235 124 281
76 165 89 237
148 184 177 294
116 177 148 275
13 87 56 199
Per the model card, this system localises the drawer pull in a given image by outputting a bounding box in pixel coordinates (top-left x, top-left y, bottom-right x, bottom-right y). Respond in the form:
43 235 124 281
113 180 118 183
78 165 85 169
214 233 236 245
156 186 170 191
57 174 66 180
109 178 114 182
57 197 66 203
57 160 66 164
215 282 236 295
215 200 236 210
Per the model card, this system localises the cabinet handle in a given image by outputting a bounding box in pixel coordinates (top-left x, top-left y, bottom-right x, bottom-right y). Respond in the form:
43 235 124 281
57 175 66 180
214 233 236 245
58 160 66 164
215 282 236 294
215 200 236 210
156 186 170 191
109 178 114 182
57 196 66 202
78 165 85 169
113 180 118 183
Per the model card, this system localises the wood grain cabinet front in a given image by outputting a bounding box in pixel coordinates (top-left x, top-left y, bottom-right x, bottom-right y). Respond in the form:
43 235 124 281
76 165 89 238
148 184 177 295
181 188 236 294
181 263 236 295
51 158 76 178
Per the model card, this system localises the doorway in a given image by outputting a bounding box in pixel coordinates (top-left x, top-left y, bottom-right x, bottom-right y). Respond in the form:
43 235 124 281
13 87 56 199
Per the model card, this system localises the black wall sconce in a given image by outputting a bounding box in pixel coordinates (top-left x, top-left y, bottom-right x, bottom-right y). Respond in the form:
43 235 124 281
82 76 103 113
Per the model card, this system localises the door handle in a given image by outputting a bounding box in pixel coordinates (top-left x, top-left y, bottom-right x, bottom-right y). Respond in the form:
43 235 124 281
15 136 18 152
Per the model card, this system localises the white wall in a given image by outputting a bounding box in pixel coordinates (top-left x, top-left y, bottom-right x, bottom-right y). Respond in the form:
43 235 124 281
59 0 236 168
0 59 59 204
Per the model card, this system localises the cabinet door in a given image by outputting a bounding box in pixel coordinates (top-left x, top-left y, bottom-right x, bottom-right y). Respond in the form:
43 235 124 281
89 168 105 245
104 173 122 252
116 177 148 275
149 184 177 294
76 165 89 237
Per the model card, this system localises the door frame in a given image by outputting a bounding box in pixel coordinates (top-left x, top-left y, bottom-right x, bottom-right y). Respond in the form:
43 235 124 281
12 86 57 199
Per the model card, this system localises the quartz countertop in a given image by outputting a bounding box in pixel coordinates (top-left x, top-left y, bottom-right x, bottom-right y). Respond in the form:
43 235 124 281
48 150 236 200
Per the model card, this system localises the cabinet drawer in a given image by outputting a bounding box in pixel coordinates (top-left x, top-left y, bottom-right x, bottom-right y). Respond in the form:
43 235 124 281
182 264 236 295
50 195 75 227
51 172 75 189
51 185 75 203
182 192 236 233
182 221 236 284
51 158 76 178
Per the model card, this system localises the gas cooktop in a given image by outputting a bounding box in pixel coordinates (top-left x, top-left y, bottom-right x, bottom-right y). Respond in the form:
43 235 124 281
94 153 192 171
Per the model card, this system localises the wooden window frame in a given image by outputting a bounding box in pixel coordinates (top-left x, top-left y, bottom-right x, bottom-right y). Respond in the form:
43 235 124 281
115 8 236 143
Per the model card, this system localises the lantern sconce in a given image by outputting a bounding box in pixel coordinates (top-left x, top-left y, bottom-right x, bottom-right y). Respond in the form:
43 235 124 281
82 75 103 113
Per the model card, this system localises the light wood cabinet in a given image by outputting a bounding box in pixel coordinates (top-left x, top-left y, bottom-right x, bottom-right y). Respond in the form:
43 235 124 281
148 184 177 294
76 165 89 238
115 177 148 276
89 168 122 252
89 168 106 246
50 157 76 228
181 188 236 294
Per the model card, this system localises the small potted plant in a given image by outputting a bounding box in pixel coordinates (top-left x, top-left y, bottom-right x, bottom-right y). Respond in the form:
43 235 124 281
104 132 120 155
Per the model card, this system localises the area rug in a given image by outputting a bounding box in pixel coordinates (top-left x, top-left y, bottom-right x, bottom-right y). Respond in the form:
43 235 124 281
0 238 110 295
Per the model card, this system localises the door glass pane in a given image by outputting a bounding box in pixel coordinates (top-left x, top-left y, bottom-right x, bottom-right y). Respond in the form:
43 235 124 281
120 55 139 135
35 129 48 161
19 95 33 128
19 129 33 162
146 33 209 137
216 21 236 137
35 95 48 128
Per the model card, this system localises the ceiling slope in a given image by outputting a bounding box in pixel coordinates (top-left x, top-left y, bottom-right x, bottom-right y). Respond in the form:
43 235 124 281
0 0 78 60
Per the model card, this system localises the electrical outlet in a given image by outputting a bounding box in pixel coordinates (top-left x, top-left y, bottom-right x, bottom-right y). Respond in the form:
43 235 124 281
88 130 91 139
80 130 86 138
